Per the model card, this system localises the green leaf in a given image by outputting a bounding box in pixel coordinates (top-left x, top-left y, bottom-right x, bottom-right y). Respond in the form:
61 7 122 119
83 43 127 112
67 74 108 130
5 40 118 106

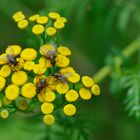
122 69 140 120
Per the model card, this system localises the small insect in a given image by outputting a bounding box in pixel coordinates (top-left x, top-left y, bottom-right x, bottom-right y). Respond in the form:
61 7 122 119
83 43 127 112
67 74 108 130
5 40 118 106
0 46 18 67
40 45 57 66
51 72 72 84
36 78 47 94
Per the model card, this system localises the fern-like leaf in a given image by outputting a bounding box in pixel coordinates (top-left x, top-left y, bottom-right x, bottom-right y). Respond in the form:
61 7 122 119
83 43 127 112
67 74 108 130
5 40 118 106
122 70 140 120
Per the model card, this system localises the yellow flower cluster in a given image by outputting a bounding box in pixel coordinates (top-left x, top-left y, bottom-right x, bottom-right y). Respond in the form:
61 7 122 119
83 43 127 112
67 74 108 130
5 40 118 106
13 11 67 37
0 11 100 126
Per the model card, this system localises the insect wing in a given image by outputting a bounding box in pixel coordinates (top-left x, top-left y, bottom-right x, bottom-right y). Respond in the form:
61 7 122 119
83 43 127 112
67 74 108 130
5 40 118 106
0 55 9 63
63 72 73 78
40 46 50 56
7 46 15 56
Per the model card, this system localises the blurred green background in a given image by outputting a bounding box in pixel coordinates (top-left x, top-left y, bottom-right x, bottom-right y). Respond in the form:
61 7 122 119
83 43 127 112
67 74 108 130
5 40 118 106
0 0 140 140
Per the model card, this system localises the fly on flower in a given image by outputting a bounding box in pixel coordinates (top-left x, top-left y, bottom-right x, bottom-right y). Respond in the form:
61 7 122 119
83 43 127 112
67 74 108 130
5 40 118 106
40 44 57 66
0 46 19 67
51 72 73 84
36 77 47 94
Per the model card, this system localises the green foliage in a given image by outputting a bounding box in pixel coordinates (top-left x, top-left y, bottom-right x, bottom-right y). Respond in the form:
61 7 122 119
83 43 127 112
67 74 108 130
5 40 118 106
1 0 140 140
122 69 140 120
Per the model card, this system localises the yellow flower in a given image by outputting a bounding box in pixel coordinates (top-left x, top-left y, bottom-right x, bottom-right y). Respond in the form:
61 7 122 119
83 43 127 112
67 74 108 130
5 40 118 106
56 54 70 67
16 57 25 68
57 46 71 56
63 104 76 116
12 11 25 22
0 65 11 78
16 99 28 111
24 61 35 71
65 90 79 102
39 57 52 68
0 109 9 119
6 45 21 56
0 76 6 91
67 72 80 83
37 16 48 24
18 19 28 29
79 88 92 100
91 84 100 96
12 71 28 86
32 24 44 35
33 64 47 75
44 91 56 102
48 84 57 91
46 27 56 36
43 114 55 125
5 84 19 100
54 21 64 29
0 100 2 108
21 48 37 61
21 83 36 98
82 76 94 88
41 102 54 114
48 12 60 19
29 14 40 21
56 17 67 23
60 66 75 73
56 83 69 94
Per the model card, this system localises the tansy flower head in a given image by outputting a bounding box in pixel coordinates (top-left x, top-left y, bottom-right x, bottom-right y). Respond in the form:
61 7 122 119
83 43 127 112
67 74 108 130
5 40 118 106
91 84 100 96
65 90 79 102
21 48 37 61
82 76 94 88
32 24 44 35
56 83 69 94
5 84 19 100
56 54 70 67
21 83 36 99
46 27 56 36
0 109 9 119
54 21 65 29
67 72 80 83
43 114 55 125
57 46 71 56
41 102 54 114
18 19 28 29
48 12 60 19
44 91 56 102
33 64 47 75
79 88 92 100
63 104 76 116
12 11 25 22
11 71 28 86
23 61 35 71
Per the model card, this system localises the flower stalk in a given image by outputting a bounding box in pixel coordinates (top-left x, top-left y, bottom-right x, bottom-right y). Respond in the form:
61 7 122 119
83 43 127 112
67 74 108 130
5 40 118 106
93 37 140 83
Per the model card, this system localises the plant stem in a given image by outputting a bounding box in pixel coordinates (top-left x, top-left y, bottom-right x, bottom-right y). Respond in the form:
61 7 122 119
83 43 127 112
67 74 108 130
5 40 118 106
93 37 140 83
